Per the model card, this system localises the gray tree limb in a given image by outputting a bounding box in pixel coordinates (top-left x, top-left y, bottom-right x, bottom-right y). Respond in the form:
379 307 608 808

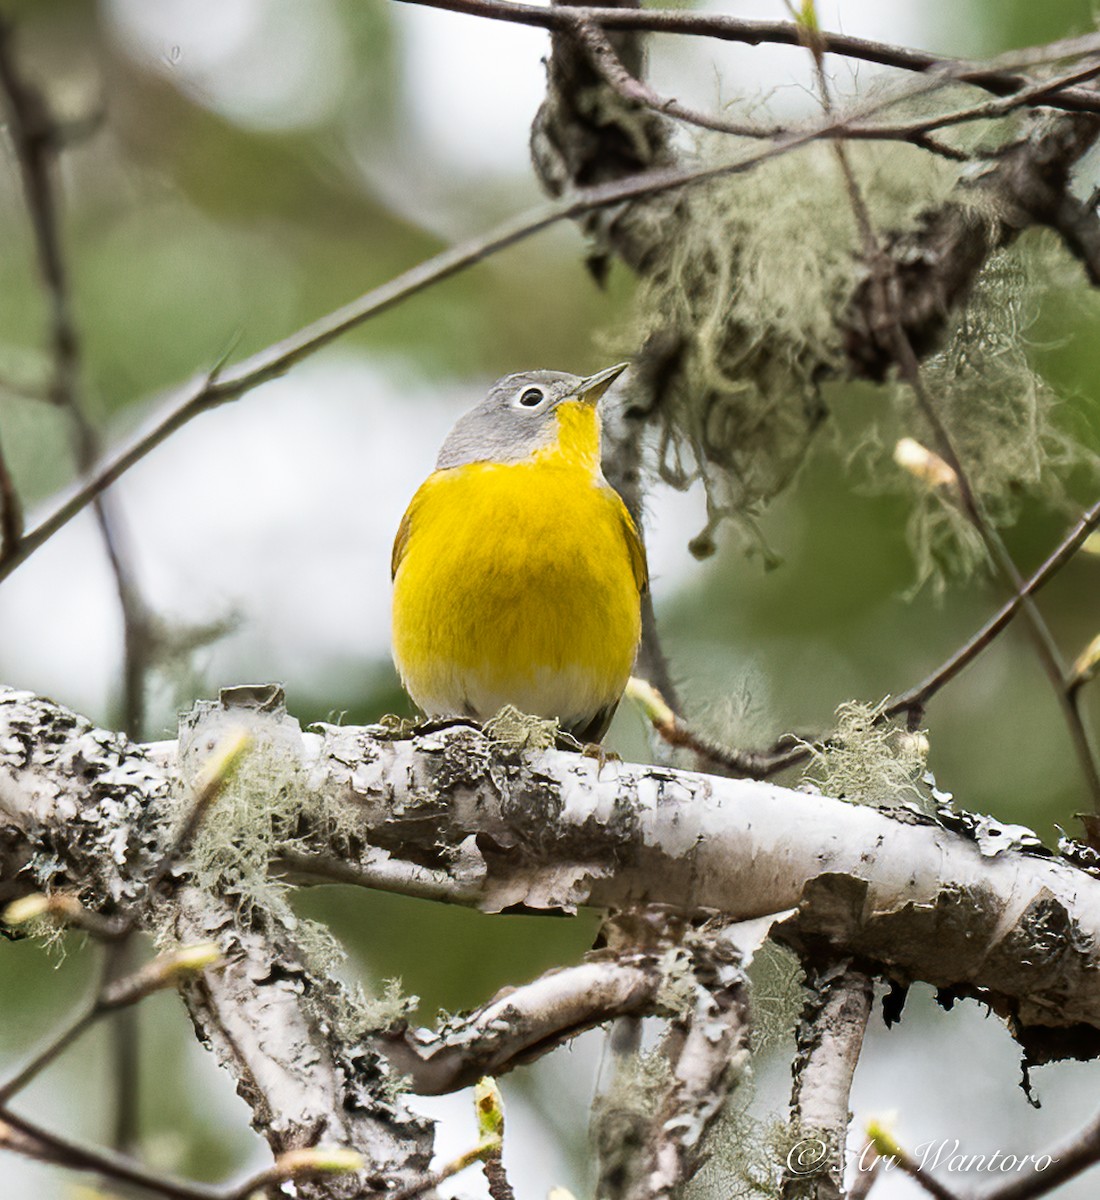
530 1 1100 378
5 686 1100 1068
782 964 874 1200
0 687 434 1196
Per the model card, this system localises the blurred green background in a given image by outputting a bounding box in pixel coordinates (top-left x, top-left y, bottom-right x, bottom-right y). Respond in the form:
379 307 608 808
1 0 1099 1197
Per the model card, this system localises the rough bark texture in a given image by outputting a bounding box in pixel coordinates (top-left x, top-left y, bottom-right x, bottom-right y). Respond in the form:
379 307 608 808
6 687 1100 1068
841 111 1100 378
530 5 1100 381
782 964 874 1200
0 687 434 1195
612 926 751 1200
530 0 678 280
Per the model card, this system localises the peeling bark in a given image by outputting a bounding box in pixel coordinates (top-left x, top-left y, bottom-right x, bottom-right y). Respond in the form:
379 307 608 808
1 687 434 1193
782 964 874 1200
5 688 1100 1068
613 928 750 1200
378 955 666 1095
175 887 433 1190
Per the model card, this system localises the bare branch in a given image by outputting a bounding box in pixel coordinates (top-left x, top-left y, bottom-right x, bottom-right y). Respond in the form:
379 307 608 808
600 383 682 723
0 992 100 1106
7 689 1100 1060
0 942 219 1105
378 956 667 1095
0 23 1092 591
397 0 1100 117
886 495 1100 721
0 424 22 559
847 1140 883 1200
385 1141 500 1200
567 15 784 140
864 1122 965 1200
0 125 850 585
619 930 750 1200
888 328 1100 807
627 677 807 778
568 12 1100 157
632 474 1100 782
782 964 873 1200
804 29 1100 808
0 14 153 738
0 1106 223 1200
979 1105 1100 1200
0 17 80 413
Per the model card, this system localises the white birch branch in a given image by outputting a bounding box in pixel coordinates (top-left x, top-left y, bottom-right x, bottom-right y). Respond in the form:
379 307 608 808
4 685 1100 1076
783 964 874 1200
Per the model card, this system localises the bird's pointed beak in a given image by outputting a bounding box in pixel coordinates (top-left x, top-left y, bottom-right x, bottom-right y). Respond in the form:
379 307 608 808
574 361 630 407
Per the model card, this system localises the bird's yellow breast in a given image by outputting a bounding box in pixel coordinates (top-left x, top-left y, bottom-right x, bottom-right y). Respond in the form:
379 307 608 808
391 402 644 734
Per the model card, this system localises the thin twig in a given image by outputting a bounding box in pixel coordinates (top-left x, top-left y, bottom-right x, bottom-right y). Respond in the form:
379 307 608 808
222 1150 364 1200
0 15 151 738
569 14 1100 157
0 107 954 587
0 944 219 1105
0 1106 223 1200
0 998 100 1105
568 16 785 139
483 1152 516 1200
0 424 22 558
106 936 141 1155
797 11 1100 809
385 1142 501 1200
633 494 1100 781
889 330 1100 807
848 1140 883 1200
598 368 683 740
2 53 1094 586
886 496 1100 720
880 1146 964 1200
979 1104 1100 1200
3 1102 365 1200
2 45 157 1112
396 0 1100 116
0 18 79 414
628 677 807 777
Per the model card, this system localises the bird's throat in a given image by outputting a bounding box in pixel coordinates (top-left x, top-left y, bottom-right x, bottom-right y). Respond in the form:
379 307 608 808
536 400 602 473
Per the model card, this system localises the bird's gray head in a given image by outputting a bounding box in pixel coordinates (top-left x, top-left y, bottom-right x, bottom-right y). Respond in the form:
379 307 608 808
436 362 628 469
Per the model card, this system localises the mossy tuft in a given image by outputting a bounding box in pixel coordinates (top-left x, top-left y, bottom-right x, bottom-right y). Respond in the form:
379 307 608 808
800 701 931 810
631 116 1096 578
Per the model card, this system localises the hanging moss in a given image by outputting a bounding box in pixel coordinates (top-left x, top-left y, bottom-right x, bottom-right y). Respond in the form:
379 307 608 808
631 110 1096 578
634 134 965 553
886 247 1096 589
159 728 414 1037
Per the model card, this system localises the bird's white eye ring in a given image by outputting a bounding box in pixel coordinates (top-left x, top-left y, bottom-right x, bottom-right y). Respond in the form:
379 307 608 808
518 387 544 408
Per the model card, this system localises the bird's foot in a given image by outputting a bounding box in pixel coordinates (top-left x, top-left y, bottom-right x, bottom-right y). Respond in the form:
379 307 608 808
372 713 422 739
583 743 620 774
560 736 620 775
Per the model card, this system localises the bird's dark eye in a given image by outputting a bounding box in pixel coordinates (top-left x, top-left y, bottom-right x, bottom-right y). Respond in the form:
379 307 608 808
518 387 544 407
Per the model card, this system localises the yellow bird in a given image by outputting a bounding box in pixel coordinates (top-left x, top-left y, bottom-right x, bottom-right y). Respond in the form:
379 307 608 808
391 362 646 742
